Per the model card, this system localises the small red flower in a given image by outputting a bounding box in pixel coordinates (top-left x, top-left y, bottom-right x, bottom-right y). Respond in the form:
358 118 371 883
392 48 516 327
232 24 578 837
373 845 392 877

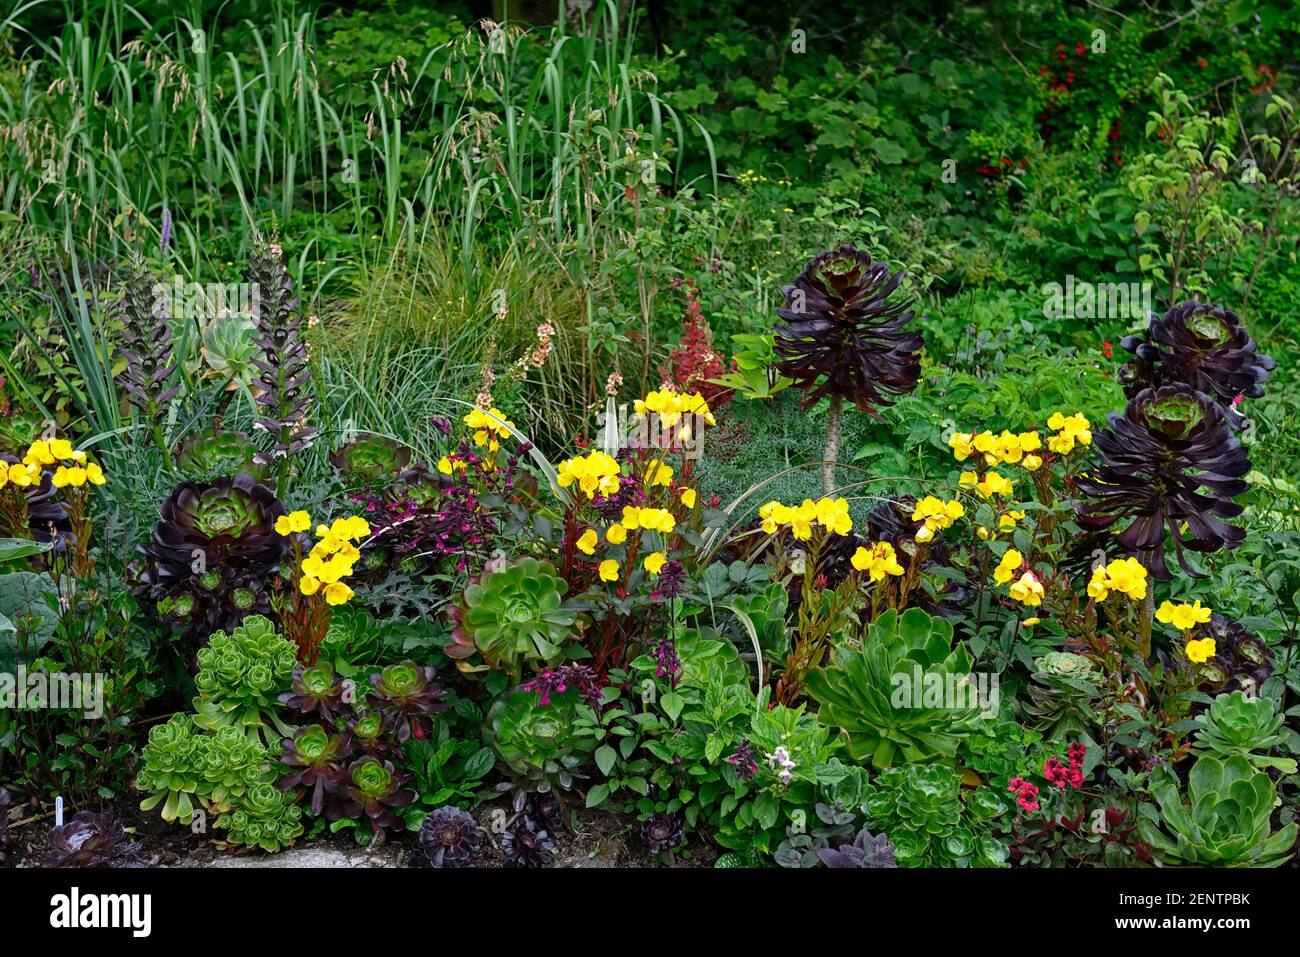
1102 340 1113 359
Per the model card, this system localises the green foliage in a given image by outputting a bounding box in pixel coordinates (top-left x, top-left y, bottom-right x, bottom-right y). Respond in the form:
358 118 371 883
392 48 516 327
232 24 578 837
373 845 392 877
1191 691 1297 773
861 764 1009 868
807 608 981 767
462 559 577 677
192 616 298 746
484 688 596 793
216 781 305 853
1139 755 1297 867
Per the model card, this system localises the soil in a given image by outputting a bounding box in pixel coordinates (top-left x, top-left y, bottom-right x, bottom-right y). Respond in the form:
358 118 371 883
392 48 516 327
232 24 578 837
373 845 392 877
4 792 718 869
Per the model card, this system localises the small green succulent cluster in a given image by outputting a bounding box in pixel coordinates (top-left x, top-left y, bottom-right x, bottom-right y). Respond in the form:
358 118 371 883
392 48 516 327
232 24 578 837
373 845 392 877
485 689 596 793
1022 651 1102 745
328 432 412 483
193 615 298 746
1191 691 1296 773
860 764 1008 868
807 608 981 767
1139 755 1296 866
318 604 384 667
136 713 303 852
216 782 304 853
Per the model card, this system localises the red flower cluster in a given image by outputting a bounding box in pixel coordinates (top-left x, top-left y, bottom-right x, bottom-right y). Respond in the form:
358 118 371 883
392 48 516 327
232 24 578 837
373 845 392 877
662 278 733 410
1008 777 1041 813
1044 742 1087 789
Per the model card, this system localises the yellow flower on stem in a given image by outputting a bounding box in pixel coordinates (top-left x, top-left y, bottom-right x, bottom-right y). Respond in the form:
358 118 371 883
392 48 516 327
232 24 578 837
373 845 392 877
598 559 619 582
680 487 697 509
1008 571 1045 607
1156 599 1212 631
994 549 1023 585
644 551 667 575
1184 637 1216 663
850 541 905 581
576 529 598 555
325 582 355 605
300 576 321 596
605 525 627 545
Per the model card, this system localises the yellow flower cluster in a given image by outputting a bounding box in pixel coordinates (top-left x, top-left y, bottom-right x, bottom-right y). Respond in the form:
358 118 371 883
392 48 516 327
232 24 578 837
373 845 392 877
464 407 515 453
759 497 853 540
911 496 963 543
1046 412 1092 454
556 451 623 499
1008 571 1045 607
1156 600 1212 632
621 506 676 534
959 469 1014 499
1086 557 1148 602
1184 637 1217 664
277 512 370 605
643 459 673 487
3 437 107 490
850 541 904 581
950 429 1042 470
634 388 717 429
978 509 1027 540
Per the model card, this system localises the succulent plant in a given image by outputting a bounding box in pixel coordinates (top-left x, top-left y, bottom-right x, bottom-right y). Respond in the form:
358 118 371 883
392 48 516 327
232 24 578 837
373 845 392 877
526 791 566 833
192 615 298 746
484 689 595 793
348 709 396 759
1191 691 1296 773
1184 614 1274 700
278 724 353 816
817 829 898 868
329 757 415 844
1075 385 1250 578
806 608 981 767
1139 755 1296 867
135 472 287 643
1120 301 1275 411
174 423 270 481
503 815 556 867
278 660 347 723
861 765 1008 867
44 811 148 868
329 433 412 483
641 812 685 854
418 806 482 867
774 245 923 491
198 725 273 812
137 713 209 824
461 558 577 678
318 603 384 665
369 661 447 743
115 261 180 420
245 239 317 462
1022 652 1102 745
217 781 305 853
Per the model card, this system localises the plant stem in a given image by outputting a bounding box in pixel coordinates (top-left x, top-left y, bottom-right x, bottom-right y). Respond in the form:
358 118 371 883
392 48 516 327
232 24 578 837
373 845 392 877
822 395 843 495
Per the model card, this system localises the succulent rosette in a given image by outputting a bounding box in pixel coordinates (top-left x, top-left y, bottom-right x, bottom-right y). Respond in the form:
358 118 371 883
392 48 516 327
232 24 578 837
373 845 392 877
278 724 353 816
1075 385 1250 577
44 811 148 868
278 660 347 723
348 709 396 759
191 615 299 746
136 472 287 642
641 812 685 854
817 829 898 868
461 558 577 677
329 432 412 483
174 424 270 481
774 244 923 413
368 661 447 743
217 782 305 853
328 757 415 843
1120 301 1276 410
503 815 556 867
418 806 482 867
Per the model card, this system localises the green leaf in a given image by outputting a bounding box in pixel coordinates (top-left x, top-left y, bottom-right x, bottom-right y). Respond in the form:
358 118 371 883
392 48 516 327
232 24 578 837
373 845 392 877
660 691 685 722
585 783 611 807
0 538 53 564
595 744 617 776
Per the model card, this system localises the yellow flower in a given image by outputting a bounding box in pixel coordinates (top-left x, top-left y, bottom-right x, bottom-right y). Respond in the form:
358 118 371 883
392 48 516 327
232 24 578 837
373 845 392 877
1184 637 1217 664
605 524 627 545
85 462 106 485
998 509 1026 531
7 463 38 487
850 541 905 581
276 510 312 537
556 451 623 499
1088 557 1148 602
1156 599 1212 632
299 576 321 596
598 559 619 582
974 471 1013 499
789 499 817 541
644 551 667 575
633 387 716 429
23 440 55 467
577 529 598 555
915 524 935 543
959 471 979 488
644 460 673 487
680 487 697 509
51 466 87 488
343 516 371 539
912 495 963 538
1022 454 1043 471
814 497 853 535
994 549 1022 585
949 432 975 461
1009 571 1044 607
1046 412 1092 454
325 582 355 605
1022 617 1041 627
